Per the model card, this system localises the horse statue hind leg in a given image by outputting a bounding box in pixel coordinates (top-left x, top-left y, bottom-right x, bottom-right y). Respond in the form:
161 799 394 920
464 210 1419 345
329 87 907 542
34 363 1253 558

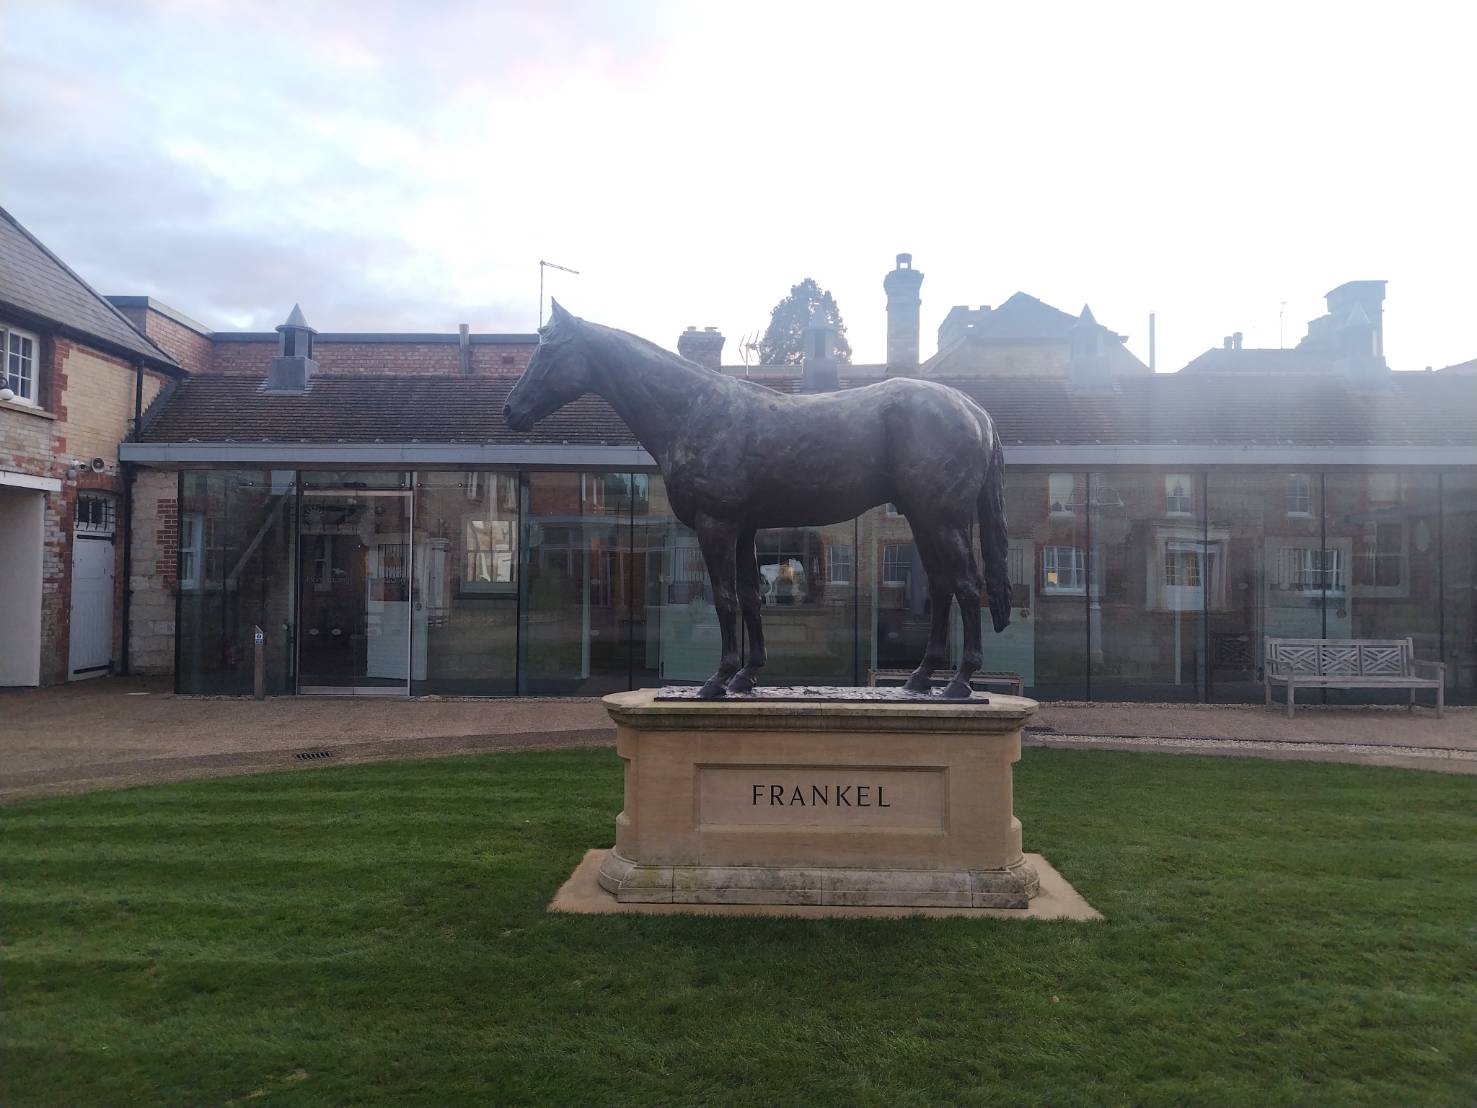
903 516 986 699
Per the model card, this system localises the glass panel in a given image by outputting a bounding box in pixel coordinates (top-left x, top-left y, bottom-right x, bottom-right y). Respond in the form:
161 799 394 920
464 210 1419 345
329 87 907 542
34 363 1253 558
862 504 931 674
633 475 717 687
753 521 857 685
410 471 518 695
1323 471 1442 704
519 472 630 694
177 470 296 695
1089 471 1204 701
297 479 411 691
1003 471 1085 698
1206 471 1326 700
1442 472 1477 704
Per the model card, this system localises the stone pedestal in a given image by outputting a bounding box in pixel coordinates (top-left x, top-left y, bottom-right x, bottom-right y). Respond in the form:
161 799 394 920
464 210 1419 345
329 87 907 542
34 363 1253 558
597 689 1041 909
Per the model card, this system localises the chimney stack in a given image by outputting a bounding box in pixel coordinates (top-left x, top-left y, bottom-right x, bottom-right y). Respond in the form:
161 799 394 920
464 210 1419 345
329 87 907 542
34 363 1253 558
677 325 725 371
800 307 840 392
883 253 924 373
265 304 318 393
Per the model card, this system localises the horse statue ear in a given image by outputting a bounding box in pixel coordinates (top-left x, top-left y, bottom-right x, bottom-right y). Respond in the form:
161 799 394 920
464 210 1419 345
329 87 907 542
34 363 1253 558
549 299 573 324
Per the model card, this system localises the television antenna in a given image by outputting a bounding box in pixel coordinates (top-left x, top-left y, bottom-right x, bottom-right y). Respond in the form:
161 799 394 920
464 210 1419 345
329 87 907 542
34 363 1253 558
737 330 762 372
538 260 580 327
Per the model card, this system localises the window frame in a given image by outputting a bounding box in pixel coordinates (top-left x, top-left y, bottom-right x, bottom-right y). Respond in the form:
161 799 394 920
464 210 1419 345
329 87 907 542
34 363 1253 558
3 324 39 406
1041 545 1086 595
881 542 913 588
1285 474 1313 518
1165 474 1193 517
828 543 853 585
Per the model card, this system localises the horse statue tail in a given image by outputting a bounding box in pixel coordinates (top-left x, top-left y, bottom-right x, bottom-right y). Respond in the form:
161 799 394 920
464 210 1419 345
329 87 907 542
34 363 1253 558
979 435 1012 632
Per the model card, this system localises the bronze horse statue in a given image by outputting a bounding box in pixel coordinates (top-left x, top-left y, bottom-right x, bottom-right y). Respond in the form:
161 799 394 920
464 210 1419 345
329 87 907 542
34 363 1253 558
504 302 1012 699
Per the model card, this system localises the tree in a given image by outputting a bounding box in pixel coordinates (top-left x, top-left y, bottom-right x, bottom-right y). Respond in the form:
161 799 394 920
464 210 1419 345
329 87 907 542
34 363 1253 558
758 278 853 366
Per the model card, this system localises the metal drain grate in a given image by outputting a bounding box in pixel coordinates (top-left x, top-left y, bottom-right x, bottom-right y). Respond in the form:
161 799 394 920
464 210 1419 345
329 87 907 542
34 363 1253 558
294 750 333 761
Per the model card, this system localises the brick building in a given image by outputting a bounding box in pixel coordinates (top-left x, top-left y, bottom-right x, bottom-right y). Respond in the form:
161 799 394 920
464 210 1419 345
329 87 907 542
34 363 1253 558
0 206 182 685
4 223 1473 704
106 257 1477 705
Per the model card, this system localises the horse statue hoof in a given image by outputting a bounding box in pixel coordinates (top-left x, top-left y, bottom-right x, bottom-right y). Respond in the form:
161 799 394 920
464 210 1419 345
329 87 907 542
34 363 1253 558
940 679 973 700
902 674 934 694
697 678 729 700
725 672 757 694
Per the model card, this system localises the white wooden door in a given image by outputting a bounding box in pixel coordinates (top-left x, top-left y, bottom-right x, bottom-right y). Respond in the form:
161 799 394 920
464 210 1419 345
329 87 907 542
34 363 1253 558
69 534 114 677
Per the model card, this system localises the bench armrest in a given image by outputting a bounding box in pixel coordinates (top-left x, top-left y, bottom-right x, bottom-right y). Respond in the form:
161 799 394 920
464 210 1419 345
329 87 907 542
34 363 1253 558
1412 660 1446 678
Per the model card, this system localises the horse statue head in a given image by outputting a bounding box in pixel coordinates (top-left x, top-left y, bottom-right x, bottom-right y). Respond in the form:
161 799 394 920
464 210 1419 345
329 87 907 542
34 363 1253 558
504 300 597 432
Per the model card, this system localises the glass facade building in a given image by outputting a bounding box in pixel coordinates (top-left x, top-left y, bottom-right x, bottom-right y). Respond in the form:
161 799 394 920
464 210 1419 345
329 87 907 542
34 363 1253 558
175 466 1477 705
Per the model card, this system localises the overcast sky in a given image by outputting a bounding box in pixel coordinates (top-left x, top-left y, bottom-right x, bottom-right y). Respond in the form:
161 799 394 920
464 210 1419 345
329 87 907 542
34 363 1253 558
3 0 1472 371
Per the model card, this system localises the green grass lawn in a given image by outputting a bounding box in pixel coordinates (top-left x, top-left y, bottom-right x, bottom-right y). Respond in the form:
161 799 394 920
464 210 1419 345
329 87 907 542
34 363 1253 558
3 749 1474 1106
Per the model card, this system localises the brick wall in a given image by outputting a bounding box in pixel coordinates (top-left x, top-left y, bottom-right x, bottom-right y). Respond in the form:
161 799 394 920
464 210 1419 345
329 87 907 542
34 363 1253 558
0 325 172 683
210 339 533 376
128 468 177 675
119 306 214 374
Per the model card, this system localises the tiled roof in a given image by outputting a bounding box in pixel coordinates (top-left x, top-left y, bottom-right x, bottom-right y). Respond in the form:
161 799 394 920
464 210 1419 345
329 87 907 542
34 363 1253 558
0 206 179 370
138 369 1477 449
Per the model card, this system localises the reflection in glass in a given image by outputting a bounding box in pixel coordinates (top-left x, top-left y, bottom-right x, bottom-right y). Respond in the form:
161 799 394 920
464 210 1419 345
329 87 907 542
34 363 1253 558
411 471 519 694
1089 471 1203 701
297 478 412 692
1442 472 1477 704
1322 471 1441 704
520 472 630 694
177 470 296 694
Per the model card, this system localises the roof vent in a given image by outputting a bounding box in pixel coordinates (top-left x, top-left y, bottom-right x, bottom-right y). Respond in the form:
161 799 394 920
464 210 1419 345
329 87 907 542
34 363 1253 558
264 304 319 393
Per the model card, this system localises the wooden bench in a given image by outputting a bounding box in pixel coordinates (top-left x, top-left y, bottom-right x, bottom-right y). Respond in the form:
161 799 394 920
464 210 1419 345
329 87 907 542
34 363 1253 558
1264 637 1444 718
869 669 1025 697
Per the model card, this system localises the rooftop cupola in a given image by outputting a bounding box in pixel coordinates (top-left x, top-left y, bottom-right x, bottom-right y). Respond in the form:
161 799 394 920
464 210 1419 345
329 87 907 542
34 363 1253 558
265 304 319 393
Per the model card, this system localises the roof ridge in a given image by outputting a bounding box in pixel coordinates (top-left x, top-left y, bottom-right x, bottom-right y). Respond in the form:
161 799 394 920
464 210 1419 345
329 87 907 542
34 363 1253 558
0 203 180 371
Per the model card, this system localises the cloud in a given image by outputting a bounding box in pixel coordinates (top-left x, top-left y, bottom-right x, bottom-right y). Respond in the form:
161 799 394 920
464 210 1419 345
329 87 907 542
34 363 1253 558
0 0 1472 371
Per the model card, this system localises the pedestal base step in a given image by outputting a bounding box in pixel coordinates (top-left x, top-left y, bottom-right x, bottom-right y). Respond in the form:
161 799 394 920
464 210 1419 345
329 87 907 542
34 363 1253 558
552 849 1101 921
598 848 1040 909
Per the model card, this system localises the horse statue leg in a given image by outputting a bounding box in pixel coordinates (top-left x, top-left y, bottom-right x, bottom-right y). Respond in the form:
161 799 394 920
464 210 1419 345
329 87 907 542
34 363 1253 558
943 525 985 699
727 529 767 693
907 522 982 699
903 528 953 693
694 515 743 699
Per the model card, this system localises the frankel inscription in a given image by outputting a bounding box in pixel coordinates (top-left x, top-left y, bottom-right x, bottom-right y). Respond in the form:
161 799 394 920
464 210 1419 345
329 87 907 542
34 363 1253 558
752 783 891 808
698 766 944 830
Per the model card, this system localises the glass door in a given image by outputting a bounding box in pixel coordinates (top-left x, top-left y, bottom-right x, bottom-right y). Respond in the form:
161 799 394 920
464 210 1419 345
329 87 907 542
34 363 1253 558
297 476 412 694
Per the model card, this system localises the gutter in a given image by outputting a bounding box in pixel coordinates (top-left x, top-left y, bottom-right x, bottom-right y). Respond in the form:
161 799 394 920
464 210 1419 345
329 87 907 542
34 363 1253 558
118 440 1477 469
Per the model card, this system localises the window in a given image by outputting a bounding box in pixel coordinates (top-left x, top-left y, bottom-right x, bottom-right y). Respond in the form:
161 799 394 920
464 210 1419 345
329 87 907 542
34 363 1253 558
1048 473 1078 516
179 513 204 590
828 543 853 584
1280 546 1344 594
1165 474 1193 516
1163 546 1202 587
1286 475 1313 517
1042 546 1086 593
3 326 37 404
885 502 901 518
75 493 116 535
882 543 913 587
1353 521 1407 593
